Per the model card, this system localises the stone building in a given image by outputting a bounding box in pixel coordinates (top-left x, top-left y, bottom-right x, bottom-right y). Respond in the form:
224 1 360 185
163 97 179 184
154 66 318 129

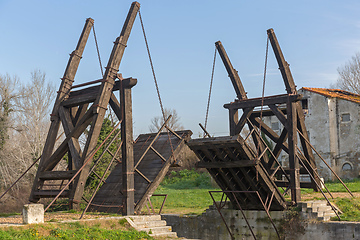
263 87 360 180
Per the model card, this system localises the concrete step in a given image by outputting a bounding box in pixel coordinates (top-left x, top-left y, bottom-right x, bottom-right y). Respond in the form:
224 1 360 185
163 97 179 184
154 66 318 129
150 231 178 238
130 215 162 222
138 225 173 235
299 200 340 222
316 206 332 212
309 205 332 214
323 211 337 217
134 220 167 228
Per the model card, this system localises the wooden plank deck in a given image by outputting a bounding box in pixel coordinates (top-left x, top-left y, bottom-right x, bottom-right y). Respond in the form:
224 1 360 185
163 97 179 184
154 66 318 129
89 130 192 213
187 135 287 211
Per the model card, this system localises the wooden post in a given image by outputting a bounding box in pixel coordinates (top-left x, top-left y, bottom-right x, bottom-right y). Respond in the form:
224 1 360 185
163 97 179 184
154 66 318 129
287 101 301 203
229 108 238 136
120 78 137 215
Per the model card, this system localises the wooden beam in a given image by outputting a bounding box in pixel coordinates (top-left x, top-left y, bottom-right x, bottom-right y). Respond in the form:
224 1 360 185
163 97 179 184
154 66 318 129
61 78 136 108
250 108 287 118
267 28 297 94
233 107 254 135
296 103 320 191
72 104 89 126
250 117 289 153
275 180 313 189
196 160 258 168
109 93 122 121
121 80 136 215
224 94 302 109
268 104 288 130
39 170 78 180
229 108 238 136
41 106 94 172
59 107 83 170
215 41 247 100
34 190 70 198
287 101 301 202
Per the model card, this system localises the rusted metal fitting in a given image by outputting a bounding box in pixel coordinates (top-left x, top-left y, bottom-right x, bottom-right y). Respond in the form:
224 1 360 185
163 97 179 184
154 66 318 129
70 50 82 59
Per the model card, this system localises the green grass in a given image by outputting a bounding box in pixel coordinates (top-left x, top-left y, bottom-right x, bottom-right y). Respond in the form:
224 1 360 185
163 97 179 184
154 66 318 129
147 170 221 215
0 213 20 218
152 187 222 215
0 219 153 240
331 197 360 221
325 178 360 192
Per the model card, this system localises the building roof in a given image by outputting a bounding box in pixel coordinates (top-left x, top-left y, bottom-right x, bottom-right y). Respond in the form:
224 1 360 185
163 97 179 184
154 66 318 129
300 87 360 104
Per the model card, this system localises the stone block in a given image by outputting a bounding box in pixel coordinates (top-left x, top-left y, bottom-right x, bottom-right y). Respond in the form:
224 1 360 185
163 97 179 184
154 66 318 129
23 204 44 224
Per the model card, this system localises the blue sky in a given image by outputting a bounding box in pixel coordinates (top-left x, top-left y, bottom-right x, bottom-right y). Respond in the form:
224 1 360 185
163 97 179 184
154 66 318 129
1 0 360 137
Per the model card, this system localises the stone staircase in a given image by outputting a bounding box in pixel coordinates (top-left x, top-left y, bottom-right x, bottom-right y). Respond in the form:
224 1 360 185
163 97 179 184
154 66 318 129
298 200 340 221
126 215 177 238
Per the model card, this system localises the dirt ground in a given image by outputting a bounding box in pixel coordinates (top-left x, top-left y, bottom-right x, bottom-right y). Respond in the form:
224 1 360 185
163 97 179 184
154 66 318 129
0 192 356 225
0 212 110 225
300 191 358 200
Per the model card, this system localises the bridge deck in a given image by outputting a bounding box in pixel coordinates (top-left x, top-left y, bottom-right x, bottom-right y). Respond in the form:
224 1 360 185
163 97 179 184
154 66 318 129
187 136 287 211
90 130 192 213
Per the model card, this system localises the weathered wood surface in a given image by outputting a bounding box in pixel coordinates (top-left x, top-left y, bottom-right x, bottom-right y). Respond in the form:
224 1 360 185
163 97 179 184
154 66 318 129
29 1 141 210
89 130 192 213
187 135 287 211
29 18 94 203
223 94 302 109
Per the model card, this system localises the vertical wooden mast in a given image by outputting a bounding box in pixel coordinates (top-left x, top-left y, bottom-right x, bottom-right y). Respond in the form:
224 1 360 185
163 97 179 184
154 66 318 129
120 78 137 215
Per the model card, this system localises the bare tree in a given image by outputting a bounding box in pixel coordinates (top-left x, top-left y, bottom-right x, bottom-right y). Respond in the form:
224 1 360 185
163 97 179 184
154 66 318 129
0 74 21 149
0 71 54 190
15 70 55 159
337 53 360 94
149 108 184 132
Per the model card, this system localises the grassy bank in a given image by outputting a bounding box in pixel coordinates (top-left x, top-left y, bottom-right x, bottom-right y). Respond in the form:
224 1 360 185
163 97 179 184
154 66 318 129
150 170 221 215
152 170 360 221
0 218 152 240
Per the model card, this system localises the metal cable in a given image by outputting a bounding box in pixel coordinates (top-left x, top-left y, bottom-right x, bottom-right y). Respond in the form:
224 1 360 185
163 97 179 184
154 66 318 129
139 11 165 119
138 10 176 162
204 47 217 134
92 24 104 77
256 35 270 157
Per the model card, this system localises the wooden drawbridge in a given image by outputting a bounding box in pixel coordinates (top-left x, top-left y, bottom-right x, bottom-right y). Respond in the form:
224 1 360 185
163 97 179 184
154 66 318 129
188 136 286 211
90 130 192 213
188 29 326 212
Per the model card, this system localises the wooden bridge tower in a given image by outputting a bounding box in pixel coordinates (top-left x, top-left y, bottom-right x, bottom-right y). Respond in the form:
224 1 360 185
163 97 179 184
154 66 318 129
29 2 140 215
189 29 322 209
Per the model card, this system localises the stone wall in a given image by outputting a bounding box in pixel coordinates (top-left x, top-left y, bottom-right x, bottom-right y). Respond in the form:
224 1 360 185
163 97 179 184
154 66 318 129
162 208 360 240
162 208 285 240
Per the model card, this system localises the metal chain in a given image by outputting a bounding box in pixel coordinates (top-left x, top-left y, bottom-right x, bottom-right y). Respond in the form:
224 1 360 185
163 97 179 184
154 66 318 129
139 11 165 121
204 47 217 134
139 10 177 162
92 24 104 77
256 34 270 157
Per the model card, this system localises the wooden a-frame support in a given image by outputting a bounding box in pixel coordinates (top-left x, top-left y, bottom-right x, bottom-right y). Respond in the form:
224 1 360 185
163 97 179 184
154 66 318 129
216 28 321 203
29 2 140 214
